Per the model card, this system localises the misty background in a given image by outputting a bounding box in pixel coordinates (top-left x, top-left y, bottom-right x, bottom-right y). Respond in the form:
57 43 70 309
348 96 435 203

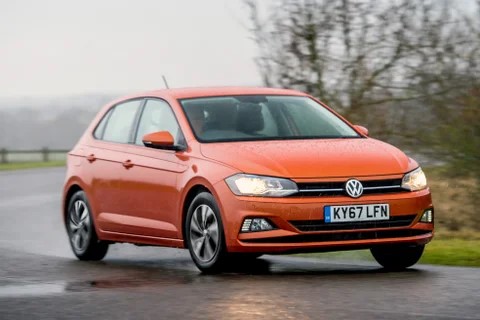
0 94 111 149
0 0 265 149
0 0 478 180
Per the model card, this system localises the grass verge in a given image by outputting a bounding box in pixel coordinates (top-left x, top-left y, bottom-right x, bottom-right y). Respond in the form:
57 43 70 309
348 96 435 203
0 161 66 171
420 239 480 267
296 239 480 267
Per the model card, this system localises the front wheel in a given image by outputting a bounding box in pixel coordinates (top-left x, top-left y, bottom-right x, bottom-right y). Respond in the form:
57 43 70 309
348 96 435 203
371 244 424 270
66 191 109 261
186 192 227 273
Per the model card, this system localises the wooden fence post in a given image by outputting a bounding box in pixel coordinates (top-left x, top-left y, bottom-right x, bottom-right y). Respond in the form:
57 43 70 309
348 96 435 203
0 148 7 164
42 147 49 162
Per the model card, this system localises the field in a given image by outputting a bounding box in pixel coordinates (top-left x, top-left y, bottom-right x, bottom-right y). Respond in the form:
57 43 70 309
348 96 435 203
0 161 66 171
420 167 479 266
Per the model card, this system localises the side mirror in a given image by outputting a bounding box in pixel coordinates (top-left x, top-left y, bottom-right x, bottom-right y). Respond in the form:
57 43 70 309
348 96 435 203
143 131 182 150
354 125 369 136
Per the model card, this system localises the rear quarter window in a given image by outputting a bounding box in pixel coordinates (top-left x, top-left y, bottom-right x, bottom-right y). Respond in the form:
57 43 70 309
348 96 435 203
96 100 142 143
93 108 113 139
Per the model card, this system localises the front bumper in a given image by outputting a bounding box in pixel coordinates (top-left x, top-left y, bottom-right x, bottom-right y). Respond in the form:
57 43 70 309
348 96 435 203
214 181 434 254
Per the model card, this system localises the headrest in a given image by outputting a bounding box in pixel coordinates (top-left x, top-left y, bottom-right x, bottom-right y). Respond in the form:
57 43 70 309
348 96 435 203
236 103 264 134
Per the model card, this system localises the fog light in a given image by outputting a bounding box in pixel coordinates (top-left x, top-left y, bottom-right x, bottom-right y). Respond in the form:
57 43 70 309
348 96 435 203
420 209 434 223
241 218 274 232
241 219 252 232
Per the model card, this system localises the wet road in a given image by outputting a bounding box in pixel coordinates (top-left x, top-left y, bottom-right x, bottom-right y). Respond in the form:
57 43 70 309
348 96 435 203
0 168 479 320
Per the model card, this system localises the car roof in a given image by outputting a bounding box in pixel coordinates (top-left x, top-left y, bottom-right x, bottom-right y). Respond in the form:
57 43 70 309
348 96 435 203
123 86 308 101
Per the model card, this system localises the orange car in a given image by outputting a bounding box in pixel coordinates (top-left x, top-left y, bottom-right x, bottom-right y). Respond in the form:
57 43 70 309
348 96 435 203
62 87 433 272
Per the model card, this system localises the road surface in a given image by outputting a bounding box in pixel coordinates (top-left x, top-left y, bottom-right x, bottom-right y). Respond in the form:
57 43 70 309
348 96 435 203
0 168 479 319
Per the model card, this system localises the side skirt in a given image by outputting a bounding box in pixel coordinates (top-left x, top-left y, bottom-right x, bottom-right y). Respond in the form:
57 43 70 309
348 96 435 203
98 230 185 249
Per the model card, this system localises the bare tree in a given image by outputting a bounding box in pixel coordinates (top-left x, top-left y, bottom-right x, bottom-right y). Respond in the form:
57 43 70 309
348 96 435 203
245 0 480 119
246 0 480 177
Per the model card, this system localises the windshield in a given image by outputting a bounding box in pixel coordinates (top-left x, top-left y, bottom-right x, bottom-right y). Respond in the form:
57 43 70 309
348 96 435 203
180 95 359 143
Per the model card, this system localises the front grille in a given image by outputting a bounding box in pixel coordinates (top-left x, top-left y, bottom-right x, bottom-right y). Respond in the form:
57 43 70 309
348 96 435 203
290 214 417 232
294 179 406 197
241 229 431 243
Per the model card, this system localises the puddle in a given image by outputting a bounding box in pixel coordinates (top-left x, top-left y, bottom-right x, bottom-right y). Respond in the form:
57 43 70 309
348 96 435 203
64 277 192 292
0 276 195 298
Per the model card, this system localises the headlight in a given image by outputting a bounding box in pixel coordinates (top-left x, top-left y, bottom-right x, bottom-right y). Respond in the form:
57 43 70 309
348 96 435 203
402 167 427 191
225 174 298 197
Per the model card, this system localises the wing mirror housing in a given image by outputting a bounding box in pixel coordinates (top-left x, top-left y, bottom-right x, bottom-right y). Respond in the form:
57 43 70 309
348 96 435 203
142 131 185 151
354 125 369 136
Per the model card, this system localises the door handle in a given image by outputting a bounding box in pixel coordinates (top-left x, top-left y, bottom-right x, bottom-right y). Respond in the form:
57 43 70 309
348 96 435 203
86 154 96 163
122 160 134 169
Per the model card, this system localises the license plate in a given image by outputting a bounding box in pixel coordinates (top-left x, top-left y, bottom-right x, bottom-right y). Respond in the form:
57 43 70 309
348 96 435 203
324 204 389 223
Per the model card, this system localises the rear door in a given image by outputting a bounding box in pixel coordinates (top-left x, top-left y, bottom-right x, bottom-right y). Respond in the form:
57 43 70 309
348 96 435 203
85 99 144 232
115 98 188 239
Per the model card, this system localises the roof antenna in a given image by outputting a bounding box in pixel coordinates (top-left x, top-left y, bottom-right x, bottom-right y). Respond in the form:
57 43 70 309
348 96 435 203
162 75 170 89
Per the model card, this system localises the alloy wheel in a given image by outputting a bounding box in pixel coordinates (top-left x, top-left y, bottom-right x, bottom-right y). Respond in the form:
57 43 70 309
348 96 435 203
69 200 91 253
189 204 219 262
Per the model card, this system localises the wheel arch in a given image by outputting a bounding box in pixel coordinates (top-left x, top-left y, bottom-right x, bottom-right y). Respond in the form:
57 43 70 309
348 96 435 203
181 184 212 246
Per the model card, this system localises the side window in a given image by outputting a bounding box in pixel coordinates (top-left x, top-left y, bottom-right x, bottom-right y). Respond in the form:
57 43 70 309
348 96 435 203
102 100 141 143
93 108 113 139
135 99 183 145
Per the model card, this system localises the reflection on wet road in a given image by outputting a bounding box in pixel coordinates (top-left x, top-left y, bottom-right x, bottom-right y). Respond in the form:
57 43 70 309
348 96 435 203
0 168 479 319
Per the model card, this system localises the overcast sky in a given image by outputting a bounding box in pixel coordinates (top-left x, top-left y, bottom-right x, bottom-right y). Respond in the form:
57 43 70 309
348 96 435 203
2 0 476 99
0 0 266 98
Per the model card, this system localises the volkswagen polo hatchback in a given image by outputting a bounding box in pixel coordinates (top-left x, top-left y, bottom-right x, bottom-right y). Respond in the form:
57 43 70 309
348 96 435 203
63 87 434 272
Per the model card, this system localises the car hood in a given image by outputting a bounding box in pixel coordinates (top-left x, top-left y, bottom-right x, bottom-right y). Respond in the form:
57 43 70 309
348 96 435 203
200 138 415 179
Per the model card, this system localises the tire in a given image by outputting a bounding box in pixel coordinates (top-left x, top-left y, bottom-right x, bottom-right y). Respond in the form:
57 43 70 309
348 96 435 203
185 192 227 273
66 190 109 261
371 244 424 270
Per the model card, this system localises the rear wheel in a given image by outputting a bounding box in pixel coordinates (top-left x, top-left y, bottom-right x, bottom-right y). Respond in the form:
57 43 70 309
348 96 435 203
371 244 424 270
66 191 108 261
186 192 227 273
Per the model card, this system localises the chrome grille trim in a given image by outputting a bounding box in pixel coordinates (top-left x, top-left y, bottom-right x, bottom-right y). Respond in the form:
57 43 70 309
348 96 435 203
293 179 406 197
297 185 402 193
297 188 344 192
